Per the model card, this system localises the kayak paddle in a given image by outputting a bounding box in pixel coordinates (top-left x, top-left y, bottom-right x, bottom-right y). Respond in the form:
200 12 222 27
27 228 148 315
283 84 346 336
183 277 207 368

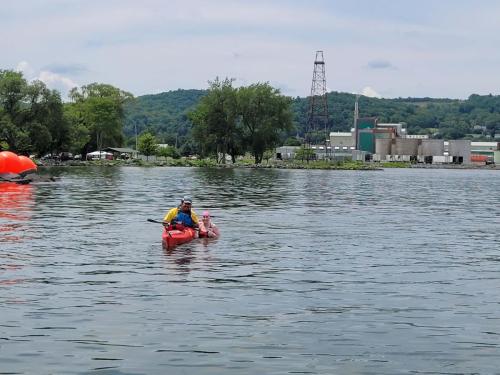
147 218 168 225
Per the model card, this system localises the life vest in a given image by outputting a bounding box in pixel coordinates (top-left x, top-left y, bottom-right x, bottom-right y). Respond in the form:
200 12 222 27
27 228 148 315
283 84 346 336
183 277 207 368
174 210 194 227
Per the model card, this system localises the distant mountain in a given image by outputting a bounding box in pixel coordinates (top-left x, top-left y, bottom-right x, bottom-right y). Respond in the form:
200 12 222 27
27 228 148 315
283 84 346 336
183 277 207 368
124 90 500 146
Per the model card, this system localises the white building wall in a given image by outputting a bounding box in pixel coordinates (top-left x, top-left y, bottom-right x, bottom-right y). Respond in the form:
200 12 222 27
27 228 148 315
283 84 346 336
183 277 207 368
329 132 355 148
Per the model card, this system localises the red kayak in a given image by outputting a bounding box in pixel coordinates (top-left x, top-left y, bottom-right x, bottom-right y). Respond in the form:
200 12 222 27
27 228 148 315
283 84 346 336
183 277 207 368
162 223 197 249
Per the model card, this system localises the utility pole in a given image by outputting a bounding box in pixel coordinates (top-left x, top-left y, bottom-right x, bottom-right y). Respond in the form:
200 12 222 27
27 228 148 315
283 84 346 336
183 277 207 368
354 94 360 150
135 122 138 151
306 51 330 160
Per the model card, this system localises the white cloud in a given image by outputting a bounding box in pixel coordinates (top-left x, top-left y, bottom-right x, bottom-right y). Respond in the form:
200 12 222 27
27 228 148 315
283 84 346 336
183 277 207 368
38 71 79 92
36 70 80 100
13 61 79 98
15 61 34 78
361 86 382 98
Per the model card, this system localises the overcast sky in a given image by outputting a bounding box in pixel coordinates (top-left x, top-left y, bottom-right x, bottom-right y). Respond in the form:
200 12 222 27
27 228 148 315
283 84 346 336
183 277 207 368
2 0 500 99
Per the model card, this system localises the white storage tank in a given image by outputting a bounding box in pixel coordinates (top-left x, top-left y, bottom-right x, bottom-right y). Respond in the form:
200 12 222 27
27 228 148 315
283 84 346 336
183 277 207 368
448 140 471 164
375 138 392 157
393 138 419 156
419 139 444 156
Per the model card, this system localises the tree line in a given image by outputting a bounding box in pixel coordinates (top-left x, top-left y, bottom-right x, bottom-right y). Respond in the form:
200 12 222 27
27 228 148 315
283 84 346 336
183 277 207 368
0 70 294 164
0 69 132 157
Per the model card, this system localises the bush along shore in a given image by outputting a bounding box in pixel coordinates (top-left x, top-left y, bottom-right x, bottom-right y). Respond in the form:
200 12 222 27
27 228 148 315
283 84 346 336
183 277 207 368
36 158 383 170
35 158 500 171
36 158 500 170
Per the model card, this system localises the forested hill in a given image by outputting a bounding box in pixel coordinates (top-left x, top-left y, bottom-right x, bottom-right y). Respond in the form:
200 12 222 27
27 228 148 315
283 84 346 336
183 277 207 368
123 89 207 146
123 90 500 144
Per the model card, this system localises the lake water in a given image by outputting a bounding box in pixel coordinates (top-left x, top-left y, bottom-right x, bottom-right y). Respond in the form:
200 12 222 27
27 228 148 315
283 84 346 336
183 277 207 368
1 166 500 374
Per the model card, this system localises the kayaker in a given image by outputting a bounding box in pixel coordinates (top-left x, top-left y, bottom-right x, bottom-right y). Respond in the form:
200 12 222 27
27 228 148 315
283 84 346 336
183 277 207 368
163 196 199 228
199 210 219 238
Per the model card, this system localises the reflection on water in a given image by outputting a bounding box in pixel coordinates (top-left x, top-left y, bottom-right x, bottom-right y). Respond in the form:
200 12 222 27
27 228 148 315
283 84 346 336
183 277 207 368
0 182 34 242
0 182 34 288
0 167 499 374
163 242 215 274
0 182 34 218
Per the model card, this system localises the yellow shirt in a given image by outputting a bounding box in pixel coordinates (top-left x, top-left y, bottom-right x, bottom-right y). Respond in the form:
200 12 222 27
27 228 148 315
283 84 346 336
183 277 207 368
163 207 199 225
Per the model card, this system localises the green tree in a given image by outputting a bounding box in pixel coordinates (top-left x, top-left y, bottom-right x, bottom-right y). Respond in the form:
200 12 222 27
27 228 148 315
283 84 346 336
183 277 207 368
263 149 274 164
29 122 52 155
23 82 70 154
68 123 91 156
295 146 315 161
157 145 180 159
0 116 24 152
0 71 68 155
138 132 158 161
67 83 133 155
190 77 240 163
0 71 29 152
44 90 70 152
284 136 302 146
0 70 26 118
237 83 293 164
485 115 500 138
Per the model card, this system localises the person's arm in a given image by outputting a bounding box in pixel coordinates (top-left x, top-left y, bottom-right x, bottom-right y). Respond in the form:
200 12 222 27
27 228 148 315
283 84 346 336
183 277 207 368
209 223 219 237
191 211 200 228
163 208 178 223
198 221 207 234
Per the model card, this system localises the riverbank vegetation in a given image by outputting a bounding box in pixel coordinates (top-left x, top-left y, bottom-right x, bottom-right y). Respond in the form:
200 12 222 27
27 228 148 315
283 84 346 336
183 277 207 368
41 156 381 170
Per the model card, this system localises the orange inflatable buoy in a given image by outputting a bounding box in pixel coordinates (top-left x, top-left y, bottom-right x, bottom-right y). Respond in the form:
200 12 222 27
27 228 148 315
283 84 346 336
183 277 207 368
18 156 38 174
0 153 5 174
0 151 37 175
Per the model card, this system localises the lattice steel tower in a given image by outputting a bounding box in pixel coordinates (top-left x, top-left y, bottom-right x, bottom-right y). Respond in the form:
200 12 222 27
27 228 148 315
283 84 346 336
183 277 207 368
306 51 330 159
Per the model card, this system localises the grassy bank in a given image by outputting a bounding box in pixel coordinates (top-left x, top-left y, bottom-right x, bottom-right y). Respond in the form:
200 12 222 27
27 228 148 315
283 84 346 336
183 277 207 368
38 158 383 170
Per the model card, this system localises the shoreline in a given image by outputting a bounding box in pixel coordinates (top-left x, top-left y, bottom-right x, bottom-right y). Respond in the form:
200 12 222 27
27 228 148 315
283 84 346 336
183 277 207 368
34 159 500 171
36 159 382 171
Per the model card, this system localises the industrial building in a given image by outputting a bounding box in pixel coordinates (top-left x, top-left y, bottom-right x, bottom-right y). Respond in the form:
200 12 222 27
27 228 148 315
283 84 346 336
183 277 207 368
276 117 498 165
353 118 473 165
329 131 355 157
280 51 497 166
275 146 299 160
